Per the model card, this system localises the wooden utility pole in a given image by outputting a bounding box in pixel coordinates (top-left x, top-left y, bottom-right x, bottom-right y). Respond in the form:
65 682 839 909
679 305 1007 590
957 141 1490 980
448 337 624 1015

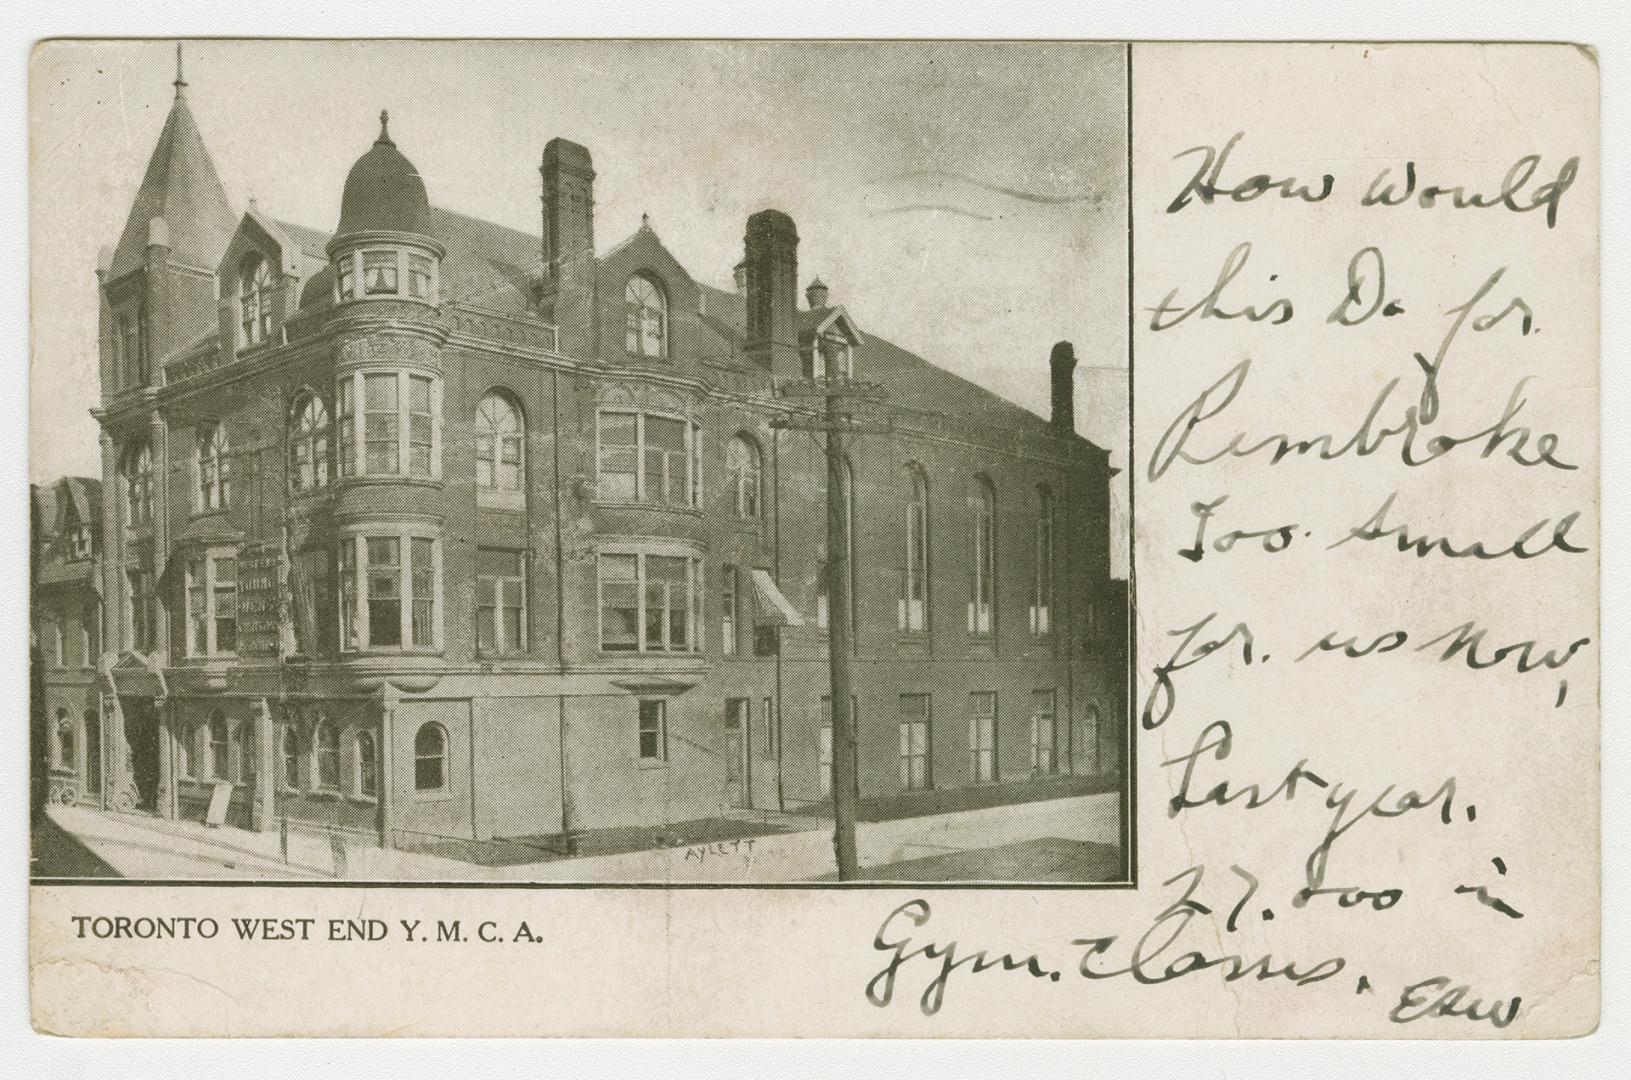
775 376 887 881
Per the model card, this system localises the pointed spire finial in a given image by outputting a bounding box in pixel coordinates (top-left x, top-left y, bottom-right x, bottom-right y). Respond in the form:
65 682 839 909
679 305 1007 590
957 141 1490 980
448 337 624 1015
378 108 392 145
641 212 651 230
173 42 187 99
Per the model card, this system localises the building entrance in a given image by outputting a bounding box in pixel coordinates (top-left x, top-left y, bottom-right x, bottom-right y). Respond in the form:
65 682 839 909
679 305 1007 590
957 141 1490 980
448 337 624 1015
119 697 160 812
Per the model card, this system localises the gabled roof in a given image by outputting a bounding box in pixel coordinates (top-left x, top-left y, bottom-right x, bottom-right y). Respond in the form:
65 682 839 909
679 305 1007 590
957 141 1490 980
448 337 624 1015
108 93 237 281
268 204 1095 453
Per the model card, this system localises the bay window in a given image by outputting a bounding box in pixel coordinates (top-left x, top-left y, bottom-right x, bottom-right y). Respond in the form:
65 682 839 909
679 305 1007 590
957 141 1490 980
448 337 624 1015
597 550 703 654
334 246 439 305
595 410 700 508
335 369 442 480
183 549 237 658
337 530 442 651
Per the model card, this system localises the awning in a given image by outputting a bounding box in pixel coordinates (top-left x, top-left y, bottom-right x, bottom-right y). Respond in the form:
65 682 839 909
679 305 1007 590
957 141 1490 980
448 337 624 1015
751 568 806 627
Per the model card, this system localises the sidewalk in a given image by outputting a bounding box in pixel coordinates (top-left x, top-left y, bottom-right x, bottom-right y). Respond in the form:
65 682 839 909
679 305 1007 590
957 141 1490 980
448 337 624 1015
41 789 1121 884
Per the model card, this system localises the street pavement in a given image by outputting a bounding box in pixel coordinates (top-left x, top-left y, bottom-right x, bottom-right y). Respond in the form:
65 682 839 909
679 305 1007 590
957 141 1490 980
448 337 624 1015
37 790 1123 884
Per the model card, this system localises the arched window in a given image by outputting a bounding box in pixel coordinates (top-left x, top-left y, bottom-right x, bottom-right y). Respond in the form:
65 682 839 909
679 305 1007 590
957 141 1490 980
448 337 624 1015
475 390 525 497
122 442 152 528
55 708 74 771
624 273 667 358
281 725 300 790
355 730 378 799
414 722 447 792
900 465 929 632
727 434 762 519
238 721 256 787
313 716 340 791
239 254 274 349
969 476 996 636
196 423 230 511
820 457 858 637
208 710 230 780
288 393 331 493
1031 485 1055 636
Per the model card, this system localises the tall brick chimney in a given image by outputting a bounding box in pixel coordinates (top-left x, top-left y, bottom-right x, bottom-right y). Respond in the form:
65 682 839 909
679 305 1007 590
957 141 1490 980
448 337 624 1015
743 209 799 376
1050 341 1077 432
540 138 596 356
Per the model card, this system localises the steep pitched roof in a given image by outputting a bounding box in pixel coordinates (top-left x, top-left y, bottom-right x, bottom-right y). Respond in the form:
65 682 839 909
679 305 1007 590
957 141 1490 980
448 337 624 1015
270 203 1092 451
108 93 237 281
695 283 1073 445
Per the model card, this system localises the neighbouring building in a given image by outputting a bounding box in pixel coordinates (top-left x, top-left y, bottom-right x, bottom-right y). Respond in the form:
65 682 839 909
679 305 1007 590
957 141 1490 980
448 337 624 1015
83 60 1125 851
31 477 106 809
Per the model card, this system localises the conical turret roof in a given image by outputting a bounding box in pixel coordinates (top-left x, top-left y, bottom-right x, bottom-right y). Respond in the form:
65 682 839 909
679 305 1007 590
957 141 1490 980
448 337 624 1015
107 84 236 282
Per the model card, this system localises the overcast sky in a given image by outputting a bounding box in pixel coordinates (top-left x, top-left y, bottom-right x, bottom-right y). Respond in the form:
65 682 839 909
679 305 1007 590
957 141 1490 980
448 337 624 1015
30 39 1128 568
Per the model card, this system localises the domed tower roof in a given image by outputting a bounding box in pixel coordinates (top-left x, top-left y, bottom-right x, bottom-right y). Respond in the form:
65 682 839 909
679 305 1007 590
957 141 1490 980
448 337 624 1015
335 110 435 239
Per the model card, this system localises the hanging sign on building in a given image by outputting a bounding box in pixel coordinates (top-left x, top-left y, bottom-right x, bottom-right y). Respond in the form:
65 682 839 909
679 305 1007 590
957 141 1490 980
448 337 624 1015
234 542 284 658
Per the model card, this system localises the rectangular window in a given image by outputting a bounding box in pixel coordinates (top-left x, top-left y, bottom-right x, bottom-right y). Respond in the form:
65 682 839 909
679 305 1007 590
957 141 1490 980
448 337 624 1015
820 695 857 798
82 603 99 667
598 552 700 654
186 559 207 656
1031 689 1058 774
367 537 402 647
970 692 997 783
337 377 356 477
597 412 638 500
185 554 237 656
725 697 749 788
899 694 932 791
646 555 689 653
408 375 434 477
210 721 230 781
339 540 358 650
411 537 436 647
816 562 830 631
721 564 738 656
644 416 688 506
363 373 400 474
595 411 698 507
637 699 666 763
176 728 191 779
127 569 155 653
358 736 378 799
213 555 238 655
818 718 833 797
477 548 527 656
599 554 639 652
336 253 355 301
407 254 433 299
363 250 399 295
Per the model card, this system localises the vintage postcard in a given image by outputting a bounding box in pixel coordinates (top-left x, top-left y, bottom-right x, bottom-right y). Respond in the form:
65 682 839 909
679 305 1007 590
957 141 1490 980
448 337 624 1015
26 39 1597 1037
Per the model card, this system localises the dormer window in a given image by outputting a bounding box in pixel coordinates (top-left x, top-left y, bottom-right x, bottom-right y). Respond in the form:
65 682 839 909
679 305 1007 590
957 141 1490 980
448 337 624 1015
69 524 92 559
238 254 274 349
334 246 439 305
624 273 667 358
812 335 853 380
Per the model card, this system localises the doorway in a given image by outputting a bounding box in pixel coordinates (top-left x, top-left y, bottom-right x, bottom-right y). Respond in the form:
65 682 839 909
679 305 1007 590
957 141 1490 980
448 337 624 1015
119 697 160 812
724 698 751 809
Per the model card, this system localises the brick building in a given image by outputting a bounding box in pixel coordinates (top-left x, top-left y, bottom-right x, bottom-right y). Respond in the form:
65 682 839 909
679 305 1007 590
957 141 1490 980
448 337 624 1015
84 65 1125 851
31 477 106 809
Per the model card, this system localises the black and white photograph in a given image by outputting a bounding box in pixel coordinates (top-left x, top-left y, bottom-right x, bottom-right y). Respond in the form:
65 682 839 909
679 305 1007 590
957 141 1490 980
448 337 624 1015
28 40 1132 885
